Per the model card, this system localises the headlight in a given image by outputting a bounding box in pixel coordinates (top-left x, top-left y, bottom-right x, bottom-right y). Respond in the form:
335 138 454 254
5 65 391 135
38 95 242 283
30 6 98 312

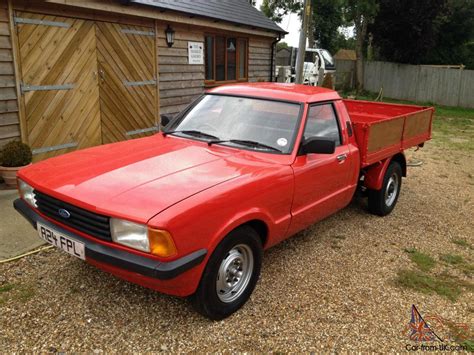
18 179 37 208
110 218 178 257
110 218 149 252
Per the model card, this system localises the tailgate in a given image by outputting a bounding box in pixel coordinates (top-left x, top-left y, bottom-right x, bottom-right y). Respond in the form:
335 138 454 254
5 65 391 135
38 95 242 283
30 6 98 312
344 100 434 167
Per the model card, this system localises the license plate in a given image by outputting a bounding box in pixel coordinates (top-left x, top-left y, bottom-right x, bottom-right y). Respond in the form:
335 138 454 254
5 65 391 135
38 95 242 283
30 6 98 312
37 222 85 260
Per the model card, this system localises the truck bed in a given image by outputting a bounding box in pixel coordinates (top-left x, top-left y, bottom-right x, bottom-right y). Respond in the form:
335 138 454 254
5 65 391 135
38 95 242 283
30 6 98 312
343 100 434 167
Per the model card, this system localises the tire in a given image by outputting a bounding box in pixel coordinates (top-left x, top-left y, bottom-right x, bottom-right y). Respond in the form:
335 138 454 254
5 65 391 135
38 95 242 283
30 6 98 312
190 226 263 320
368 161 402 216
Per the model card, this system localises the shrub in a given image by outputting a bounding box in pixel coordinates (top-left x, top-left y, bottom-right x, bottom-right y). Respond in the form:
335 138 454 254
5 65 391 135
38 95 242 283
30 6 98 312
0 141 32 167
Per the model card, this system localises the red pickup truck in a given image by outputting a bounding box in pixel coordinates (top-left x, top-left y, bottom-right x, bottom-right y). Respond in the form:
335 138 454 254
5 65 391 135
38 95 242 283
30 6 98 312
14 83 433 320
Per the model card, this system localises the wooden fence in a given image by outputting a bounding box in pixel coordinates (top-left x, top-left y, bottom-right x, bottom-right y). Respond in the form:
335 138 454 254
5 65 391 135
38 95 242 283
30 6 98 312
335 59 474 108
334 59 355 91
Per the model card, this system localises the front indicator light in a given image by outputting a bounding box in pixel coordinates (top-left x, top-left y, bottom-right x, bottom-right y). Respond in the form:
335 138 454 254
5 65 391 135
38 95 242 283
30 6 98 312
148 228 177 258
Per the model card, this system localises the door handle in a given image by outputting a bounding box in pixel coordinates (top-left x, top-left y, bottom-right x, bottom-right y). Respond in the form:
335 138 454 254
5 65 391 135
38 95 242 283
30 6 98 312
336 154 347 162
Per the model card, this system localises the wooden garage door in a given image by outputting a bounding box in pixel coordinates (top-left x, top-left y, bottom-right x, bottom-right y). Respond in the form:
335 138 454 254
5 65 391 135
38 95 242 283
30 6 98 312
16 12 102 161
96 22 158 144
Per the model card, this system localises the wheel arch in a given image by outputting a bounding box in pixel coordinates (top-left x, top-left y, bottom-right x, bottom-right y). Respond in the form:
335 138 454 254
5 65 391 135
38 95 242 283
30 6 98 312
208 214 272 257
391 153 407 177
364 153 406 190
241 219 269 248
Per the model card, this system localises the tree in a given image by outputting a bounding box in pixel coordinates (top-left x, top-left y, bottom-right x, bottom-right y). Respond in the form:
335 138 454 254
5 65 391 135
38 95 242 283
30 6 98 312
423 0 474 68
333 33 356 51
259 0 378 87
370 0 474 69
276 41 290 50
342 0 378 91
311 0 345 53
260 0 352 54
370 0 447 64
260 0 301 23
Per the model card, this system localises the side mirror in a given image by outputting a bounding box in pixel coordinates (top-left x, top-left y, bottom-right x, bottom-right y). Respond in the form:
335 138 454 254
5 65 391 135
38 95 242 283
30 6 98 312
160 114 172 128
301 137 336 155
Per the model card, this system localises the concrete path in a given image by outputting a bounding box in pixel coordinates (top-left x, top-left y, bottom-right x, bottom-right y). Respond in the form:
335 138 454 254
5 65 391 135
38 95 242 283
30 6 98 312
0 189 45 260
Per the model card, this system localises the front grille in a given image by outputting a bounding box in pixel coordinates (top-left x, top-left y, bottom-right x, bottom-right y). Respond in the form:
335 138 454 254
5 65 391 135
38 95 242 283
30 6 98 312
34 190 111 241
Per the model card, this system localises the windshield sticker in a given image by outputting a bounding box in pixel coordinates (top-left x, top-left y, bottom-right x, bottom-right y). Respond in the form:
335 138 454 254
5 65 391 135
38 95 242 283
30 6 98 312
277 138 288 147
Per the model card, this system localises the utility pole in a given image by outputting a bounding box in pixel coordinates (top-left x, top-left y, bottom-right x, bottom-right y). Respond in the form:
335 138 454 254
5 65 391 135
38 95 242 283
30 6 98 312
295 0 311 84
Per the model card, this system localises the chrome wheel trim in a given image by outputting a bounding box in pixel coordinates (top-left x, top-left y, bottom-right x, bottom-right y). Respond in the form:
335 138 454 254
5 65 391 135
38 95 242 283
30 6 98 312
216 244 254 303
385 173 399 207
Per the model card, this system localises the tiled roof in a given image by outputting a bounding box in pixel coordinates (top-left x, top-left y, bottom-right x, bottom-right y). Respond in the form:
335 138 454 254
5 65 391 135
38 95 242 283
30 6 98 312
129 0 286 34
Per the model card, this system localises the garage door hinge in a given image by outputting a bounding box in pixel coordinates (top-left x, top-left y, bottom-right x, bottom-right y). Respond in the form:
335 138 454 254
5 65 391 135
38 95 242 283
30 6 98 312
121 28 155 37
126 127 159 136
32 142 78 155
21 83 75 93
14 17 71 28
123 80 157 87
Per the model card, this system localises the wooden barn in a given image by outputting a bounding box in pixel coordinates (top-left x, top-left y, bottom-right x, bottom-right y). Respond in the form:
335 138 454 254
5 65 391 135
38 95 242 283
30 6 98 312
0 0 285 160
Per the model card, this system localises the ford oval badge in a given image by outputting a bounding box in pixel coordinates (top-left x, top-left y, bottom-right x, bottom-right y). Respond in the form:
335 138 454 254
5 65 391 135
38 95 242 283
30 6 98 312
58 209 71 219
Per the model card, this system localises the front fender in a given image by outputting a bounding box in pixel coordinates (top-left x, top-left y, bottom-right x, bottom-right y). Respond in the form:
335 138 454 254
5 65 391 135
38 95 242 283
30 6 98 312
147 166 294 294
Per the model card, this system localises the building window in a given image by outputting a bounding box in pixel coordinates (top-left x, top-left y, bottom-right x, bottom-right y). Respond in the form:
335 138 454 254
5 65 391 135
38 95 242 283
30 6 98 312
205 35 248 83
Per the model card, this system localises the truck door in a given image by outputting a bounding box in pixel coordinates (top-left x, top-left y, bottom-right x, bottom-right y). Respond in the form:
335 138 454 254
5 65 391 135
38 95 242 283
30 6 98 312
288 102 355 235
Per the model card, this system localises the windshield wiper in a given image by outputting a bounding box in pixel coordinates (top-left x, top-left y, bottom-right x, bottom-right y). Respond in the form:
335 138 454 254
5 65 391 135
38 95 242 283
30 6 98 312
165 130 220 140
209 139 282 153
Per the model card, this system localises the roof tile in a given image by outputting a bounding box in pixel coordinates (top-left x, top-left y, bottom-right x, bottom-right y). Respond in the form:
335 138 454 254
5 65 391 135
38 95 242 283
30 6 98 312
129 0 286 34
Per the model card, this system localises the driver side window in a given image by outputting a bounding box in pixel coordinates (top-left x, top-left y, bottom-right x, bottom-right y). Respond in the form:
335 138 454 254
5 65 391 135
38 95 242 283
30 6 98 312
304 103 341 146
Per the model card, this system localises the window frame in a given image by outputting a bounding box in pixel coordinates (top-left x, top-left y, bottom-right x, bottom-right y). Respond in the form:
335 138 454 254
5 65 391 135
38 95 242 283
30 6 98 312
204 33 249 86
302 101 343 147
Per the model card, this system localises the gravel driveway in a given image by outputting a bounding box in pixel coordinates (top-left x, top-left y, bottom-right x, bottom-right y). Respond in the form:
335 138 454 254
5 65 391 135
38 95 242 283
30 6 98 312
1 141 472 352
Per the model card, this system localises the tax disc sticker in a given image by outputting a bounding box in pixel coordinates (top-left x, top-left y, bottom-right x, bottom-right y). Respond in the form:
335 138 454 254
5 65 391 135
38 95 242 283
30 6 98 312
277 138 288 147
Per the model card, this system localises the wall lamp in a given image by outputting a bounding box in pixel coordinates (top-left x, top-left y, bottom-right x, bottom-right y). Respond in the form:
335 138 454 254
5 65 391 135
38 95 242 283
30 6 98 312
165 25 175 48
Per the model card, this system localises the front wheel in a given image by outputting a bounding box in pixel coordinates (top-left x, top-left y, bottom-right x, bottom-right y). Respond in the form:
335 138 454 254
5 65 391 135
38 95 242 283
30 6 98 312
368 161 402 216
190 226 262 320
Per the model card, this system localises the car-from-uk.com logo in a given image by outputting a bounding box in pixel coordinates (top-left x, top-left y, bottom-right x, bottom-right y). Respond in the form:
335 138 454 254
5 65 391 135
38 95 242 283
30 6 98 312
403 305 471 352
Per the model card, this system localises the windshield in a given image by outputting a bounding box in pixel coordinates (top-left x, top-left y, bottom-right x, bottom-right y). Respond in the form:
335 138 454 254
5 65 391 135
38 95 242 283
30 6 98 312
320 50 334 67
170 95 302 154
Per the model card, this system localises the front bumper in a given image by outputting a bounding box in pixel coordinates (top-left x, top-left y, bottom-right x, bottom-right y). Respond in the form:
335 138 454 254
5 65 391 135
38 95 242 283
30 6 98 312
14 198 207 281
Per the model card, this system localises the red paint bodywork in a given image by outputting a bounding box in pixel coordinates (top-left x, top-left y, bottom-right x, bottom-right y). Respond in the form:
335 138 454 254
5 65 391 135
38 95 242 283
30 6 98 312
17 83 433 297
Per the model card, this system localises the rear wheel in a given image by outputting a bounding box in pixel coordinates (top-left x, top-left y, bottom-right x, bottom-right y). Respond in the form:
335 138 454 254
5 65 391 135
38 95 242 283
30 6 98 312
191 226 262 320
368 161 402 216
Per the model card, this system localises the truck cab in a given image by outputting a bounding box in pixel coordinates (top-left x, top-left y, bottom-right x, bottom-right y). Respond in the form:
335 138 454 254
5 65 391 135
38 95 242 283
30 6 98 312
301 48 336 85
276 48 336 85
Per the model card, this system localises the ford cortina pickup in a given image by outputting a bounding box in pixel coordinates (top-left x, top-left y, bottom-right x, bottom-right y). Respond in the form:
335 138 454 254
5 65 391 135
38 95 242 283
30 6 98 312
14 83 434 319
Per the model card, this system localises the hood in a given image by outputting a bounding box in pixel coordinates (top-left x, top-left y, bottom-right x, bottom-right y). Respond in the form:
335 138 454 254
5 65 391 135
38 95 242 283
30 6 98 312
20 135 260 222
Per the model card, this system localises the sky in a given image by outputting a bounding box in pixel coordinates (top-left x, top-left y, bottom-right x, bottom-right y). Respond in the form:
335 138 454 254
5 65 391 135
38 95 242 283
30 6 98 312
254 0 301 47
